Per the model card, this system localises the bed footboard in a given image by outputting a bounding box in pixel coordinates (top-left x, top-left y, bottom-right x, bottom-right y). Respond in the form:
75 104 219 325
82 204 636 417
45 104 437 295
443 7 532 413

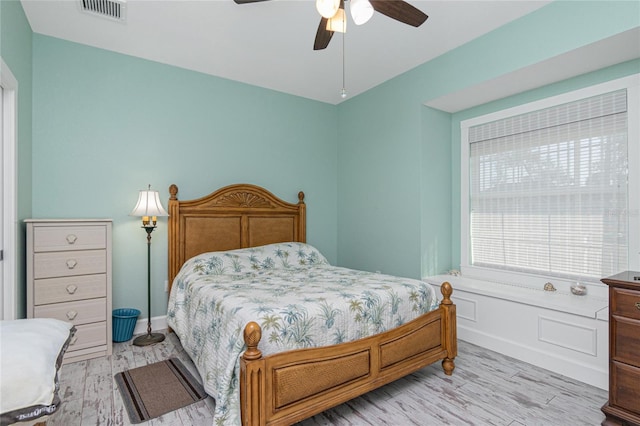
240 282 456 426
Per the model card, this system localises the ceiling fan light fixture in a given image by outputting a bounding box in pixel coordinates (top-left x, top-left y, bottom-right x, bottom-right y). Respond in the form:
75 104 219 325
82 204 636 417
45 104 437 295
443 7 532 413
327 7 346 33
350 0 373 25
316 0 340 19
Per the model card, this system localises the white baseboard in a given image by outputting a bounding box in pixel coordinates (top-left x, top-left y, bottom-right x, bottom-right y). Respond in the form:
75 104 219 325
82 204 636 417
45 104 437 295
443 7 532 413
133 315 168 336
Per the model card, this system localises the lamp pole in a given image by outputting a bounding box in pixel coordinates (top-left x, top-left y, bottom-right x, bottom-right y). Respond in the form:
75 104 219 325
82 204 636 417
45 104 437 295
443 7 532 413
133 224 165 346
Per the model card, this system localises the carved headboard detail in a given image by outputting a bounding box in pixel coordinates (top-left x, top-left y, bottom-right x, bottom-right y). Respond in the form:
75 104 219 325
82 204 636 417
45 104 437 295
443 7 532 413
212 191 273 208
167 183 306 291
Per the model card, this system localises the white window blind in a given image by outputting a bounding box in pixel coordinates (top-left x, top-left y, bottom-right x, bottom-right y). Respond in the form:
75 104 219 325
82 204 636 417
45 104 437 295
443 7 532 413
468 89 628 281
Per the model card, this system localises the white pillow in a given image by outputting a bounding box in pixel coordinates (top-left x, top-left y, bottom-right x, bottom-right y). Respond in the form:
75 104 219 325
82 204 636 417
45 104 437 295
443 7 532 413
1 318 74 420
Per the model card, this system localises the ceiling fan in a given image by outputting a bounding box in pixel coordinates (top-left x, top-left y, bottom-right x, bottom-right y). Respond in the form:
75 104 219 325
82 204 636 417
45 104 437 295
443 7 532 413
233 0 429 51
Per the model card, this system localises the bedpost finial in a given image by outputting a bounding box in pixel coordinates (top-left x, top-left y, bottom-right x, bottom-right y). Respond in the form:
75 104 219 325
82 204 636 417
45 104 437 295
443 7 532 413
298 191 305 203
243 321 263 361
440 281 453 305
169 184 178 200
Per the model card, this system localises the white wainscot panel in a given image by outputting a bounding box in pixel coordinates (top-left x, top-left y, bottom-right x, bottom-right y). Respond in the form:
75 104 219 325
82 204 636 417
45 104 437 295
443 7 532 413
454 295 477 322
538 316 597 356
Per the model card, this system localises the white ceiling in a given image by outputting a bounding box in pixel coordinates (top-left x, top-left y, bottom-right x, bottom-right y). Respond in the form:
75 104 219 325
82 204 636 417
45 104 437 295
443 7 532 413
20 0 554 104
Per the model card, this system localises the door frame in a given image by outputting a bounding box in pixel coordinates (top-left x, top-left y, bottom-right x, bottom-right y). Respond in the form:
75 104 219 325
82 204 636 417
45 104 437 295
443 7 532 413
2 57 18 320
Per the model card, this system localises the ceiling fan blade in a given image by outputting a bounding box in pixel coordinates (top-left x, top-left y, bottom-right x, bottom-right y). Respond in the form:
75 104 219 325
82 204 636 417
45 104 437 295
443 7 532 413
233 0 271 4
313 17 334 50
370 0 428 27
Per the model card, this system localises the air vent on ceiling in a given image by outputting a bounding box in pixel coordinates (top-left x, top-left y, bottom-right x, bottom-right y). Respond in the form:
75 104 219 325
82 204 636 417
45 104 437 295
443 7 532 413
80 0 126 22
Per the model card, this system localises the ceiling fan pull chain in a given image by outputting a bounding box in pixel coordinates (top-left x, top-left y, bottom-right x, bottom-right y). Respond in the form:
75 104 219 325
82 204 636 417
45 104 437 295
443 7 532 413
341 24 347 99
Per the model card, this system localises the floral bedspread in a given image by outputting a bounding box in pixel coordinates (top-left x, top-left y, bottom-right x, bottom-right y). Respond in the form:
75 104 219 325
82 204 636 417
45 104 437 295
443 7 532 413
167 242 439 426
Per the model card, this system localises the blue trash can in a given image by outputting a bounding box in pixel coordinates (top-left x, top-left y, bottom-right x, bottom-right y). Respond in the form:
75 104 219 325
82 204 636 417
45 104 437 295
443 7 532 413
112 308 140 342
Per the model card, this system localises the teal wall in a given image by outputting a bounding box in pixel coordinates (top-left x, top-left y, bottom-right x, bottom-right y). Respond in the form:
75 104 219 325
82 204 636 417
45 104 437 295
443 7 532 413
1 0 33 318
3 0 639 319
31 35 338 317
337 83 424 277
337 0 640 279
421 107 452 277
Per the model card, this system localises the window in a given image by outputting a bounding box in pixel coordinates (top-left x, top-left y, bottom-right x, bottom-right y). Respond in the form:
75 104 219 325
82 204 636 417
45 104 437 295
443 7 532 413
461 75 639 285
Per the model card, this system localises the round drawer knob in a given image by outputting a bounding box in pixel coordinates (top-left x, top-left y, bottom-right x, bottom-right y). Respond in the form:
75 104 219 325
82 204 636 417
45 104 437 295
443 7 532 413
66 234 77 244
66 259 77 269
635 302 640 310
66 310 78 320
66 284 78 294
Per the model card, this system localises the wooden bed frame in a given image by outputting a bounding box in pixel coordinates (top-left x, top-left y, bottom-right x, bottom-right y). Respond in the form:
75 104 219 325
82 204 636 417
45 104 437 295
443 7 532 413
167 183 457 426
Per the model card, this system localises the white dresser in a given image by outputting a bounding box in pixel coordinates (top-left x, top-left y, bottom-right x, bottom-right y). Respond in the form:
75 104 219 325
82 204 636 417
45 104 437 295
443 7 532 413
26 219 113 363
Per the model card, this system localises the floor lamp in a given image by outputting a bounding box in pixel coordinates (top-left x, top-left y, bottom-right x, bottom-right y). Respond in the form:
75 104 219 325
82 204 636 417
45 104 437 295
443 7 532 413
130 185 169 346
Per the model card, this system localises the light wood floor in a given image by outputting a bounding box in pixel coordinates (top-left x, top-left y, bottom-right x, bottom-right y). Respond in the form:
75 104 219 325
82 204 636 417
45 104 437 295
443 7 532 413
48 330 608 426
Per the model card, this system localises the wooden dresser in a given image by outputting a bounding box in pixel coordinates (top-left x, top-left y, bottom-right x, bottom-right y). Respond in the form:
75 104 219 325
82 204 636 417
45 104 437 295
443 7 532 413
26 219 113 363
601 270 640 426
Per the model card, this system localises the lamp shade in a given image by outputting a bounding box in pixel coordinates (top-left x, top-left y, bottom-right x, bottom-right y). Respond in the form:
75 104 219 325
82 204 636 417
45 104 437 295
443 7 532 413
316 0 340 19
350 0 373 25
130 186 169 218
327 7 347 33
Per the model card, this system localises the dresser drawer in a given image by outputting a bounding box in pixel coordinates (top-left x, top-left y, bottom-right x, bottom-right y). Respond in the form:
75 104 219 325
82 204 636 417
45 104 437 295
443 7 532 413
67 322 107 352
612 315 640 367
34 275 106 305
33 225 107 252
34 298 106 325
611 287 640 320
611 361 640 416
33 250 106 279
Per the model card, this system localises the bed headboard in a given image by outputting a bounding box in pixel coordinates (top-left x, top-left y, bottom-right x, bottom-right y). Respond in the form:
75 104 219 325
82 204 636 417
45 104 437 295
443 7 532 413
167 183 306 289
